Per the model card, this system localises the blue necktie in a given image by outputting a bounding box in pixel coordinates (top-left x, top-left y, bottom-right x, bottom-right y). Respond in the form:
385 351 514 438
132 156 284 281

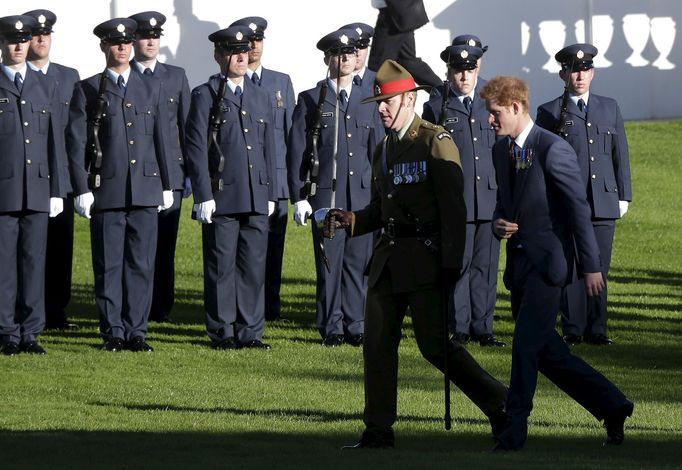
353 74 362 87
251 72 260 86
14 72 23 93
143 68 153 76
339 89 348 111
463 96 472 115
578 98 587 115
117 75 125 90
235 85 242 103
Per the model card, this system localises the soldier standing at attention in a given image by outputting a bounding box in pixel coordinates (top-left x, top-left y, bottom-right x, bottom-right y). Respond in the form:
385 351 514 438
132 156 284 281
287 28 383 347
68 18 174 352
0 15 66 356
23 9 81 331
323 60 508 448
229 16 295 323
185 25 277 350
536 44 632 346
423 40 504 347
128 11 191 324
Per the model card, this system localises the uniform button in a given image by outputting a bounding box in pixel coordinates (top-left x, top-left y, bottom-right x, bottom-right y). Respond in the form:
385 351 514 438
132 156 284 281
247 145 252 150
125 102 132 108
449 129 453 133
589 138 594 144
349 170 354 176
23 121 29 127
131 159 137 164
146 110 151 115
241 110 247 116
473 137 478 142
129 140 135 145
222 119 227 123
387 193 393 199
587 122 592 127
388 240 395 246
591 174 596 180
244 128 249 133
349 152 354 157
323 124 328 128
169 98 174 103
249 164 253 169
476 175 481 181
590 156 595 161
42 109 47 114
346 115 351 120
153 172 157 176
25 138 30 144
347 133 352 138
178 157 183 161
388 169 393 174
21 100 26 105
470 118 476 123
126 122 133 127
388 217 394 222
475 155 479 160
26 159 31 164
258 118 264 123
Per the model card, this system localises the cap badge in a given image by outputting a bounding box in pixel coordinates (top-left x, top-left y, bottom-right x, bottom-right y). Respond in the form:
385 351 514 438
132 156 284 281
460 50 469 58
375 84 381 95
576 50 584 59
236 31 243 41
355 27 362 36
38 14 46 24
149 18 157 27
117 23 126 33
467 39 476 46
249 22 257 32
15 21 23 30
340 34 349 45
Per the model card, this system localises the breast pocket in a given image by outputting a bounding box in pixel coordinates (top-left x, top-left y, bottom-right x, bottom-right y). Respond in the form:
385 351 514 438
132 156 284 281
355 119 372 145
32 103 51 134
480 121 496 148
137 107 155 135
0 103 16 135
597 125 616 154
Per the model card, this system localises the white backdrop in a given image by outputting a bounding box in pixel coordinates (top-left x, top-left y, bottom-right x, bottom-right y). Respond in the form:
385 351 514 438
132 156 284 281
1 0 680 120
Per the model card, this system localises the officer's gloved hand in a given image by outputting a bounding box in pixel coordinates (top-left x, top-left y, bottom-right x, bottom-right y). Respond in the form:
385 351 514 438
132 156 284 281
619 200 629 218
158 190 174 212
75 192 95 219
182 176 192 199
49 197 64 218
294 200 313 226
197 199 216 224
268 201 276 216
322 208 353 239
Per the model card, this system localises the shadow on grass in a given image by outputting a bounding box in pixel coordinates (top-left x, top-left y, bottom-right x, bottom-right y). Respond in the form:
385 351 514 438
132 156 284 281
609 267 682 288
1 429 680 469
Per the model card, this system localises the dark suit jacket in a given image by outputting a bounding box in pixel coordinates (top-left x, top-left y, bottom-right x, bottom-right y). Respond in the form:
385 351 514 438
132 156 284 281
131 61 191 190
353 115 466 293
0 67 65 212
384 0 429 33
423 80 497 222
492 124 601 287
536 94 632 220
287 80 384 211
258 67 295 199
185 75 277 216
67 71 172 209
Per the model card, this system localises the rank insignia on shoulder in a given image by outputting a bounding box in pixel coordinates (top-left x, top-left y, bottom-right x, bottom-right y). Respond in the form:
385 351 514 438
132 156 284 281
445 117 458 124
322 112 333 117
437 132 452 140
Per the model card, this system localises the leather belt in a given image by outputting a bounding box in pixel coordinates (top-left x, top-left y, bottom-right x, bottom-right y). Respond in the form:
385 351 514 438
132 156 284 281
383 220 439 238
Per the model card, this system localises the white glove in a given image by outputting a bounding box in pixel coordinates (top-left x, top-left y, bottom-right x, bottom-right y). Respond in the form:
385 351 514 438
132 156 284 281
182 176 193 199
268 201 276 216
49 197 64 218
197 199 216 224
158 190 174 212
619 200 629 218
294 200 312 226
75 192 95 219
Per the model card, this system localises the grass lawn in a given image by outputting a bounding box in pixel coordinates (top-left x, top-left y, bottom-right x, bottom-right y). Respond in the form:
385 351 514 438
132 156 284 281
1 120 681 469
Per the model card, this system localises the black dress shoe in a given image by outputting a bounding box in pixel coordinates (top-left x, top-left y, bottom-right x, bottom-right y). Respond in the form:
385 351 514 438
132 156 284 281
323 334 344 347
585 334 614 346
478 334 506 347
346 334 364 346
213 337 239 350
451 332 470 345
604 401 634 445
102 338 125 352
128 336 154 352
1 342 20 356
563 334 583 346
342 431 394 449
240 339 272 350
20 341 47 355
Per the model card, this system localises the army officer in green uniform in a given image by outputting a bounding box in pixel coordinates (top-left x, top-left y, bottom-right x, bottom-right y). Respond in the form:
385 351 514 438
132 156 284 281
324 60 507 449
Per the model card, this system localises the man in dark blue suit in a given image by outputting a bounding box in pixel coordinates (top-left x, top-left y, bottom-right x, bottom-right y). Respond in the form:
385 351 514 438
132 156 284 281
229 16 295 323
185 25 277 350
129 11 191 324
23 9 80 331
536 44 632 346
341 22 376 94
423 41 504 347
68 18 174 353
0 15 66 356
480 76 633 450
287 28 384 347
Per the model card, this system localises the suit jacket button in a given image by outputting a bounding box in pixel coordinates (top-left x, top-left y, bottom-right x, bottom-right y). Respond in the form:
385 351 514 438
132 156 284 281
388 240 395 246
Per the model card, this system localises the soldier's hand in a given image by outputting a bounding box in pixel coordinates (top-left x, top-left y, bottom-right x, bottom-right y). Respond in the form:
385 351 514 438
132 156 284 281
584 272 605 297
493 218 518 239
268 201 276 216
197 200 216 224
294 200 313 226
183 176 193 199
75 192 95 219
322 208 353 239
158 190 174 212
49 197 64 218
619 200 629 218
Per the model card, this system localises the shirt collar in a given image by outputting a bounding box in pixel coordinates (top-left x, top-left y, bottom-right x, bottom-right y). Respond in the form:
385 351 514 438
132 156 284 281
570 91 590 107
327 78 353 99
132 59 157 74
514 118 535 149
397 112 417 140
28 60 50 74
227 76 245 93
106 66 131 86
246 65 263 79
1 63 28 83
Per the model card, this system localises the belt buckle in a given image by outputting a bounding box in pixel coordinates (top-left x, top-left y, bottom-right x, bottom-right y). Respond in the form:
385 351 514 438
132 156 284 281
386 220 395 238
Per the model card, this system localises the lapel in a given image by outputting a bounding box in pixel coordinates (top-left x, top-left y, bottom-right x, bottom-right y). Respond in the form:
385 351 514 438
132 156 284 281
567 98 585 122
0 69 21 97
446 91 468 115
324 79 338 109
347 83 362 115
511 125 539 218
105 71 125 99
223 78 243 109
